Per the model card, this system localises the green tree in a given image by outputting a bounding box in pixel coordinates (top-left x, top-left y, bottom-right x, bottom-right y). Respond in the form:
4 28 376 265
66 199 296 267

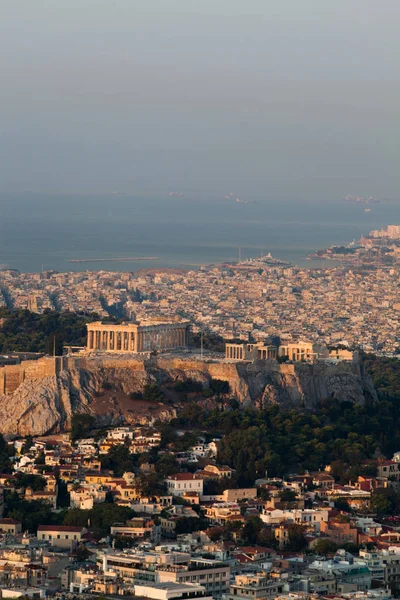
175 517 209 535
5 493 64 533
21 436 34 454
370 489 400 516
286 524 307 551
313 539 338 555
279 489 297 503
241 517 264 545
75 545 91 562
134 473 166 499
16 473 46 492
63 504 135 536
70 414 95 442
100 444 137 477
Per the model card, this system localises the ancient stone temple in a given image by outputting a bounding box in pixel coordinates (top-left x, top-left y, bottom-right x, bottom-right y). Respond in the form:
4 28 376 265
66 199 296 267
86 319 190 353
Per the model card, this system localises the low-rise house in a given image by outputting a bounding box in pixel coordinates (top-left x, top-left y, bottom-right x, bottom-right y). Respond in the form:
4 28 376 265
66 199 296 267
261 508 330 531
58 465 80 482
181 491 200 505
0 518 22 535
221 488 257 502
111 517 158 540
311 472 335 490
232 547 276 563
309 552 371 591
75 438 98 455
377 461 400 482
224 571 284 600
25 487 57 510
134 582 213 600
205 502 241 524
85 470 114 485
327 486 371 510
320 518 359 545
70 483 107 509
37 525 86 550
165 473 204 497
106 427 135 442
357 549 386 582
202 465 234 479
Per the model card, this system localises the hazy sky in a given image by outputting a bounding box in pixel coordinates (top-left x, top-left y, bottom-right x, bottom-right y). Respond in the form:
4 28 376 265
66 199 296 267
1 0 399 200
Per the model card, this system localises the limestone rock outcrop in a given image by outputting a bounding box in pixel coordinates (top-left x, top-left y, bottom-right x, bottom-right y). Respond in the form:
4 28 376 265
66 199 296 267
0 355 377 438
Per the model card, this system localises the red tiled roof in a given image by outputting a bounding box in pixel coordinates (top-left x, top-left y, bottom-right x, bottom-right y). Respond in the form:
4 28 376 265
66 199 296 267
0 518 21 525
167 473 203 481
37 525 83 532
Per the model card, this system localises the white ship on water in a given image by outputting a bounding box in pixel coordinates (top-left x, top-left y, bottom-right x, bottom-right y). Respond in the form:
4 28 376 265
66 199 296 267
238 252 290 267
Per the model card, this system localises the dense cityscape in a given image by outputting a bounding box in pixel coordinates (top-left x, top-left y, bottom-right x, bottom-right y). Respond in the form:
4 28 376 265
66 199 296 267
0 227 397 599
2 2 400 600
0 246 399 354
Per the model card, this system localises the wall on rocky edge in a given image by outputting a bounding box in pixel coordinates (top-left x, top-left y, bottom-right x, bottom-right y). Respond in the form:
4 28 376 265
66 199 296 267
0 355 377 438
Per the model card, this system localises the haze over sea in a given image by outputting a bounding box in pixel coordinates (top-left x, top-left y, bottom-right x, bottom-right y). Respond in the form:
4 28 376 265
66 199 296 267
0 193 399 273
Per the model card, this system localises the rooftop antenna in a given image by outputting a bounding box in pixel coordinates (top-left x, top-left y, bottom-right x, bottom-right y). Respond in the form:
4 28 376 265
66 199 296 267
238 247 242 263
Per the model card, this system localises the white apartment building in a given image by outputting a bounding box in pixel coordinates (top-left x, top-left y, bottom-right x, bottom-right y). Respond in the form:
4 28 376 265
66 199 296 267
165 474 204 497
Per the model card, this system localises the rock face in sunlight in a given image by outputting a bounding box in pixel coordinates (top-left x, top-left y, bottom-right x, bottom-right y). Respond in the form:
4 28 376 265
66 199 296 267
0 355 376 437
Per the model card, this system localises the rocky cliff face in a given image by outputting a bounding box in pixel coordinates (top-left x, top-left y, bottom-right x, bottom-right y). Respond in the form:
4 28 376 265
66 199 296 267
0 356 377 438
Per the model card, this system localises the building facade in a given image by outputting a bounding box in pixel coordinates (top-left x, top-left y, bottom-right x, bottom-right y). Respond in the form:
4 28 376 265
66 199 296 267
86 319 190 353
226 341 353 363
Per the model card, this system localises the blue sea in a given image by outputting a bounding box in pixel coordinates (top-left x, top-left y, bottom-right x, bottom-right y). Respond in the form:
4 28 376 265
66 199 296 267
0 193 398 273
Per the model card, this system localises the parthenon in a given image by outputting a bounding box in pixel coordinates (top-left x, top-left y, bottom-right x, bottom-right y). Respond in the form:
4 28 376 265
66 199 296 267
86 319 190 353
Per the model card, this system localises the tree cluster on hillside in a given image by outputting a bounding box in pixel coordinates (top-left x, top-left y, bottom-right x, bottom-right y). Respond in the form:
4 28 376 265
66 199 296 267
63 503 135 536
168 403 392 485
0 308 100 354
363 354 400 401
189 331 225 353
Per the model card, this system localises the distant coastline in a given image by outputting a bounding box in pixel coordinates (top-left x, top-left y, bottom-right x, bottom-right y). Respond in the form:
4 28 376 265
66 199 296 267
68 257 159 264
1 193 400 273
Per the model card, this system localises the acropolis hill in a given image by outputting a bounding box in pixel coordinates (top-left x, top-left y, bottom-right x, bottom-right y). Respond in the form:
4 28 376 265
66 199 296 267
0 351 377 438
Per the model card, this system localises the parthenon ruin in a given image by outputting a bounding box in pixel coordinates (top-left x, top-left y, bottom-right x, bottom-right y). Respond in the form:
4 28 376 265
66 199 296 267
86 319 190 353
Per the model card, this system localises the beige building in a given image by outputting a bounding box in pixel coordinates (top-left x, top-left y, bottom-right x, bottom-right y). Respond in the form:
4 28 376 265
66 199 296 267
86 319 190 353
225 343 278 361
278 342 328 362
37 525 85 550
226 341 330 363
165 473 204 497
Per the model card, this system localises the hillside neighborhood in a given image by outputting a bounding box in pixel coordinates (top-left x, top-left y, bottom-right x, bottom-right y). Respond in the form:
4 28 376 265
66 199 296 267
0 421 398 600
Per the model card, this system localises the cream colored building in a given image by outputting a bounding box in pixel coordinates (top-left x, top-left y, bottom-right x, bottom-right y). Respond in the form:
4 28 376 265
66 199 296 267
225 342 278 361
86 319 190 353
278 341 329 362
225 340 329 362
